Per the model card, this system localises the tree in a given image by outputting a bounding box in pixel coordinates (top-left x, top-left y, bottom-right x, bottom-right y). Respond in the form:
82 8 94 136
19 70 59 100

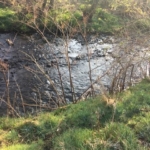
42 0 54 11
49 0 54 9
42 0 47 10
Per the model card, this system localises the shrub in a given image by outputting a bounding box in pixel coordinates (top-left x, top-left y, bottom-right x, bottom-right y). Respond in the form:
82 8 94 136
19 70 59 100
90 8 121 33
0 8 16 32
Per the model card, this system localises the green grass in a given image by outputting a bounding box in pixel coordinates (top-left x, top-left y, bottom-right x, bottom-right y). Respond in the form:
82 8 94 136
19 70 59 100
0 8 16 32
2 141 44 150
87 123 139 150
0 79 150 150
52 128 93 150
128 113 150 143
116 78 150 122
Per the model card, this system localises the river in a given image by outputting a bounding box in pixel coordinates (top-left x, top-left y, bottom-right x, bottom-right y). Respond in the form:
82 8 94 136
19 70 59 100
0 33 150 115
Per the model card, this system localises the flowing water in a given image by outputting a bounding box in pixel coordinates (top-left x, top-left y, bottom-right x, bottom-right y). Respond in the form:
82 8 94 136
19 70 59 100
0 33 150 115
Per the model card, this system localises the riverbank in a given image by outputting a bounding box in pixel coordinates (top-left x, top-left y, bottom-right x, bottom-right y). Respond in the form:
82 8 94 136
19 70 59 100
0 78 150 149
1 1 150 35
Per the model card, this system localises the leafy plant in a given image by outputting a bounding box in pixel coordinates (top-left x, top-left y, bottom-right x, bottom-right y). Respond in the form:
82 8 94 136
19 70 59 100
90 8 121 33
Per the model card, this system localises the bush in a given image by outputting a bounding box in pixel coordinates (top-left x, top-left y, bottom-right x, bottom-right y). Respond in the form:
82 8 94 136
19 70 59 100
90 8 121 33
0 8 16 32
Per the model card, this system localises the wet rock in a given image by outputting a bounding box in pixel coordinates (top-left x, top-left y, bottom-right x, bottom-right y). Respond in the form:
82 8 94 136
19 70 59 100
46 63 51 67
68 53 79 58
31 92 37 98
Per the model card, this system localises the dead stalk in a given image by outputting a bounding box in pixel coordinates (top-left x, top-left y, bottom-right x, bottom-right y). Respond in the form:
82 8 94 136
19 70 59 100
15 80 25 113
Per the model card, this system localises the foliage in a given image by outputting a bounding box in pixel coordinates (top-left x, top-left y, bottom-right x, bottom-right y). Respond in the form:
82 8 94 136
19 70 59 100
0 8 16 32
0 0 150 34
90 8 122 33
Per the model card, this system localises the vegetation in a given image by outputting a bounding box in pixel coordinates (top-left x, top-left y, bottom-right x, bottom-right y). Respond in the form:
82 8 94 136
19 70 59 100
0 0 150 34
0 78 150 149
0 8 16 32
0 1 150 150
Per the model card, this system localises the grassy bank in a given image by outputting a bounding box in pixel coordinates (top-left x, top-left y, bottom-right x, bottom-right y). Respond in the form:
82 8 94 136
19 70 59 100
0 7 122 34
0 78 150 150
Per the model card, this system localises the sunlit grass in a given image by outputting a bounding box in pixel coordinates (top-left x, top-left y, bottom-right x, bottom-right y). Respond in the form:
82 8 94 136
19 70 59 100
87 123 139 150
2 140 44 150
0 8 15 17
116 78 150 122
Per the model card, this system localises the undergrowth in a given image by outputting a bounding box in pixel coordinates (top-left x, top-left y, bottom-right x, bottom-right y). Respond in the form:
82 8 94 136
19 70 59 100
1 0 150 34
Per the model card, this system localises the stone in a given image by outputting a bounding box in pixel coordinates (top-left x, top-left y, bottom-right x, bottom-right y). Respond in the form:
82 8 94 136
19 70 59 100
68 53 79 58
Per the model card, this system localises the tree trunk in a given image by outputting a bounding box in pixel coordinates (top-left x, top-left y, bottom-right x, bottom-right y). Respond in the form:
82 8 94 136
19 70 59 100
42 0 47 11
49 0 54 9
